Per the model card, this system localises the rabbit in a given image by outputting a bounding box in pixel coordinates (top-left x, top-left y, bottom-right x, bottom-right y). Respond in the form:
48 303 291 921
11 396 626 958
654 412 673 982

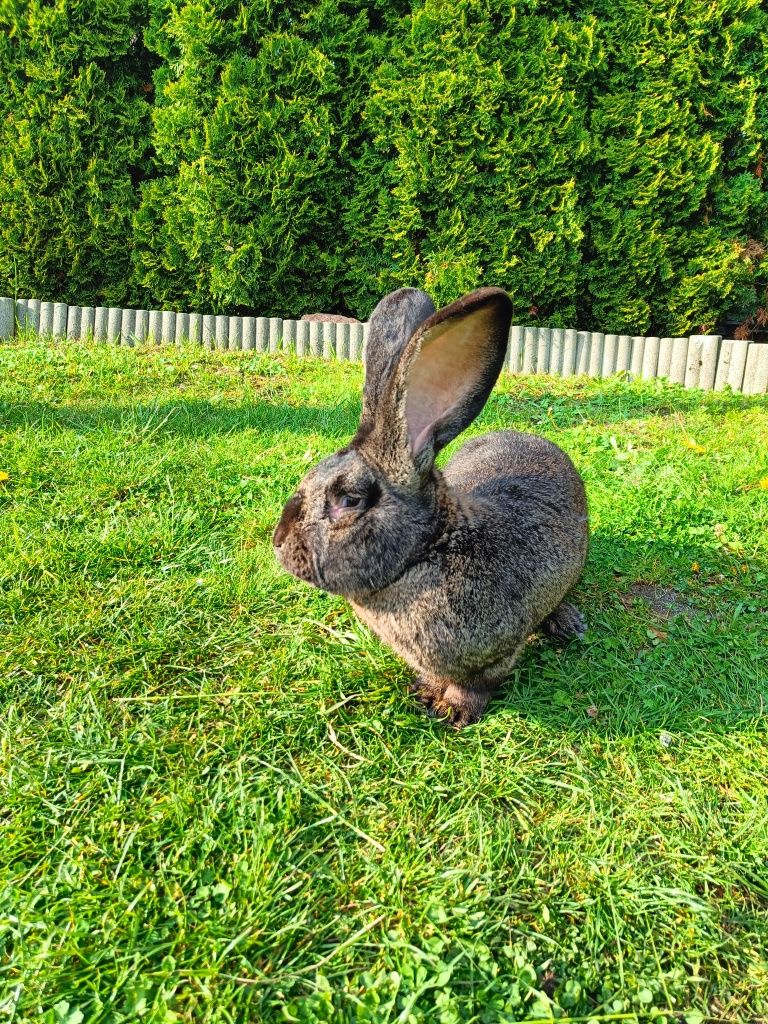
273 286 589 727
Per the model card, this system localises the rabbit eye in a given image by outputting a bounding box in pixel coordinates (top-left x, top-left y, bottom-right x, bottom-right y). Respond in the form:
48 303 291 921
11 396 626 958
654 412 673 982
328 493 362 522
328 482 379 522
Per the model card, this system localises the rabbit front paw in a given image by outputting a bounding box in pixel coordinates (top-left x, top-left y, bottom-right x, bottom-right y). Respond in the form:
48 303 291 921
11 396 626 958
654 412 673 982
410 676 490 729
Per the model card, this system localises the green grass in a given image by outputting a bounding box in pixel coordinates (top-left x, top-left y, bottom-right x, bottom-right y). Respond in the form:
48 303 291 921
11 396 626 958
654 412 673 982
1 338 767 1024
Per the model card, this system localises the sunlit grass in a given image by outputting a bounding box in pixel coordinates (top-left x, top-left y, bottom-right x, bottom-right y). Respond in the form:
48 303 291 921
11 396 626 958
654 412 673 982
1 338 767 1023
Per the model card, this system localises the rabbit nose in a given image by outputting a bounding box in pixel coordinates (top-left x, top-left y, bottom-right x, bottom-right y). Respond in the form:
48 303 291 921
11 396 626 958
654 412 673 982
273 493 303 548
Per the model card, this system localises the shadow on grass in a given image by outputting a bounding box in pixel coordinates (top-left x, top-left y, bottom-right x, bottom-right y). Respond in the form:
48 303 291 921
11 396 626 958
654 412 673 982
492 378 768 429
2 378 766 441
0 397 361 441
494 532 768 738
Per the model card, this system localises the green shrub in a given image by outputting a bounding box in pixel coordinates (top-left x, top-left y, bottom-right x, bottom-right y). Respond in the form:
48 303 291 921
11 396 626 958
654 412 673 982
581 0 768 335
343 0 599 323
134 1 407 317
0 0 765 332
0 0 153 306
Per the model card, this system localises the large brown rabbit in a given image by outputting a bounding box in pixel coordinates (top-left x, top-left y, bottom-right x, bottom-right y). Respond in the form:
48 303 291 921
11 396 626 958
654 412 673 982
273 287 589 727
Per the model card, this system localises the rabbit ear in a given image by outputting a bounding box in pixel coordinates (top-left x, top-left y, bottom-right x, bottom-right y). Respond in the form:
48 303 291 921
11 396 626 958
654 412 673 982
353 287 511 483
402 287 513 467
359 288 436 432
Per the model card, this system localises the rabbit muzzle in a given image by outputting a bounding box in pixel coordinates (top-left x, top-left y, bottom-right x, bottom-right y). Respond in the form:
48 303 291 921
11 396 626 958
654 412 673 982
273 492 321 586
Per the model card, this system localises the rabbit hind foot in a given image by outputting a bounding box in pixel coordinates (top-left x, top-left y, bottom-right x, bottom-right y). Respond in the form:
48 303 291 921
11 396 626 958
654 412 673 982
541 601 586 643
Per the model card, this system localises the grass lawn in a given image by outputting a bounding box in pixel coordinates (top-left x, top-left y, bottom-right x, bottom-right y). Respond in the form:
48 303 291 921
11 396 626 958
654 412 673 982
1 338 767 1024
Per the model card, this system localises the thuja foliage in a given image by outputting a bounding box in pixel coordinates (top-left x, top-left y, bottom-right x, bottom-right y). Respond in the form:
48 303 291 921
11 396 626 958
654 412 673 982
343 0 597 324
133 1 409 316
580 0 768 335
0 0 153 307
0 0 766 332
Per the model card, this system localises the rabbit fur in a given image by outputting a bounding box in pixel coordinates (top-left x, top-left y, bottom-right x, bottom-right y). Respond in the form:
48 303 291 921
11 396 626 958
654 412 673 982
273 286 589 727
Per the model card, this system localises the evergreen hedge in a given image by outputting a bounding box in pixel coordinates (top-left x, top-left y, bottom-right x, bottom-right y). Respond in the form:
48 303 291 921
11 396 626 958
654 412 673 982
581 0 768 335
132 0 409 316
0 0 766 333
343 0 598 323
0 0 153 307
